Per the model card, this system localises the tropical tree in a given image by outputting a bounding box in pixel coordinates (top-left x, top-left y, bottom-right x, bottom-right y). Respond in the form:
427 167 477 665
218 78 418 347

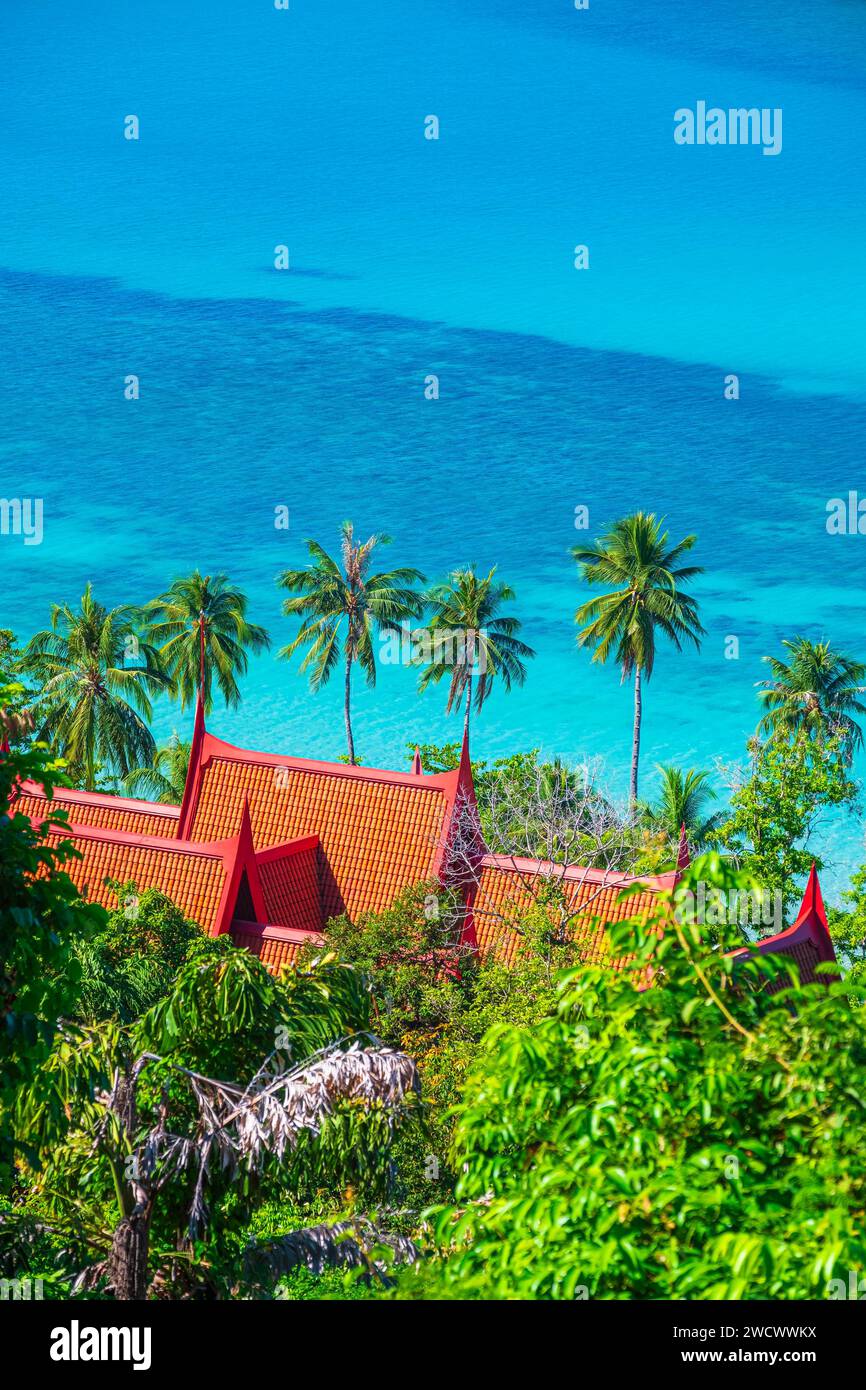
417 566 535 737
143 571 270 714
757 636 866 761
0 702 105 1183
573 513 704 811
401 859 863 1302
277 523 425 764
715 732 858 920
123 734 190 804
641 764 723 856
24 585 167 790
14 945 419 1299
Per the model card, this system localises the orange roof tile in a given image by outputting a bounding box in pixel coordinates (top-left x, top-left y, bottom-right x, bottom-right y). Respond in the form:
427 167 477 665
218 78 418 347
40 823 229 934
257 836 322 934
187 733 462 921
472 855 668 970
16 780 178 839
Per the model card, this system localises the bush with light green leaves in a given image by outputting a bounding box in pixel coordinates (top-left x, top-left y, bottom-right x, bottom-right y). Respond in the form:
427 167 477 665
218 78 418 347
399 856 866 1300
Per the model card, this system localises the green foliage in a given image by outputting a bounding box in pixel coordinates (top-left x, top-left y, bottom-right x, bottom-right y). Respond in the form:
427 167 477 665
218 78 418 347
306 885 468 1048
716 734 858 918
9 943 412 1298
0 703 104 1181
24 584 168 790
399 858 865 1301
143 569 270 714
827 863 866 995
72 885 215 1025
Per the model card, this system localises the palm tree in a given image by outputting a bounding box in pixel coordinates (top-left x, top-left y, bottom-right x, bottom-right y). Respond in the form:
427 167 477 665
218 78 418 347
24 584 168 790
757 637 866 760
123 733 191 804
573 513 704 811
143 571 270 714
641 764 723 855
417 566 535 737
277 523 425 764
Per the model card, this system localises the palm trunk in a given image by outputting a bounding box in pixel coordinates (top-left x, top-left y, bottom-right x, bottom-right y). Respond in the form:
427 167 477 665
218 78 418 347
630 666 642 814
108 1195 153 1300
344 651 356 765
463 674 472 740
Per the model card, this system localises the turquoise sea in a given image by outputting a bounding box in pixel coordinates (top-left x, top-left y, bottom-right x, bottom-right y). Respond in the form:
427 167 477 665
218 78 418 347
1 1 865 894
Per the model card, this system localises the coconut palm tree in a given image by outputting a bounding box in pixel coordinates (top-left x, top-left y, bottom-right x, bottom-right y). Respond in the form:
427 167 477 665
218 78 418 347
277 523 425 764
641 764 723 855
122 733 191 804
757 637 866 760
24 584 168 790
143 571 270 714
417 566 535 737
573 513 704 811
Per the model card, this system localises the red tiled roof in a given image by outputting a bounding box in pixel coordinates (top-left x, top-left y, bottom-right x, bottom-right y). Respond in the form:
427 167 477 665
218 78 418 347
185 731 463 921
229 920 322 973
472 854 670 969
30 795 268 939
16 779 178 839
257 835 322 934
731 863 838 989
39 822 230 933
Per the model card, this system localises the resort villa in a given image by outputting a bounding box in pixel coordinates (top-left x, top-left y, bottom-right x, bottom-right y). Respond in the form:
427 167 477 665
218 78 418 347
15 690 837 985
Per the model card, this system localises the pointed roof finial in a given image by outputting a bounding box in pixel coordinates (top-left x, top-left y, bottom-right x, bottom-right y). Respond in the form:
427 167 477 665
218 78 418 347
412 746 422 775
676 822 690 872
458 723 471 781
237 792 256 852
176 682 208 840
797 862 828 932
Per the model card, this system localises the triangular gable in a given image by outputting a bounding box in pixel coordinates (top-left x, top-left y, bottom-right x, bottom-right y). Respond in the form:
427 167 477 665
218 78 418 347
180 729 473 921
33 804 269 939
730 864 838 988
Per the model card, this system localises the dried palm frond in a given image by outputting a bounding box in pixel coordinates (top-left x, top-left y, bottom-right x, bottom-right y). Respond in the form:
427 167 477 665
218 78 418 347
244 1219 422 1288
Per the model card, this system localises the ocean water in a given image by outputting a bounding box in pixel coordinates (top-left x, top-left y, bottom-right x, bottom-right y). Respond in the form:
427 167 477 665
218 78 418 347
1 1 865 893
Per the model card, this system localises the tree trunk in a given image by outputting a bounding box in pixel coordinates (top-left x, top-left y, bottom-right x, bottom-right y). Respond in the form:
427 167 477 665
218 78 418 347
630 666 642 814
344 652 356 765
463 673 472 740
108 1193 153 1300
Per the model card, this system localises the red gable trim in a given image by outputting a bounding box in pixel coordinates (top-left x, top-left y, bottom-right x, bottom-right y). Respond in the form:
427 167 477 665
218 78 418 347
479 853 677 893
177 688 207 839
17 779 179 822
194 728 461 795
729 864 837 980
231 919 323 946
255 833 319 865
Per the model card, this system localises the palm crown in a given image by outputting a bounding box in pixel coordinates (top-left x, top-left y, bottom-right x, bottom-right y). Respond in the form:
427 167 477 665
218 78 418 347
277 522 425 763
642 764 722 857
757 637 866 757
417 566 535 735
25 583 167 790
573 513 704 807
123 734 191 804
143 571 270 714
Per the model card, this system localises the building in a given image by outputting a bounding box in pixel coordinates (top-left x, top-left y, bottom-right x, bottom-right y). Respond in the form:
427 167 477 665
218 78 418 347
14 692 838 984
